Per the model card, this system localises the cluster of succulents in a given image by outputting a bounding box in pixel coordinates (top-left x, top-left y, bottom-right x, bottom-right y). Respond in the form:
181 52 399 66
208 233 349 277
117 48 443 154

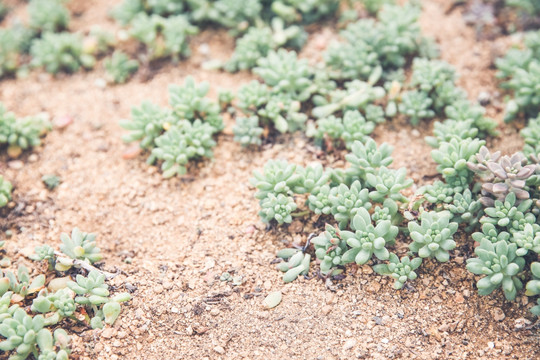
104 51 139 84
112 0 343 65
324 3 433 82
0 228 131 359
496 30 540 122
121 76 222 177
506 0 540 15
0 175 12 208
0 102 51 158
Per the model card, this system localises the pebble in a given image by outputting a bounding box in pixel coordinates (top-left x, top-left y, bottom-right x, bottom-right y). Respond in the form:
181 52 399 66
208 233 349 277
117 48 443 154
343 339 357 350
122 145 142 159
210 308 220 316
101 328 115 339
213 346 225 354
8 160 23 169
54 115 73 129
492 307 505 321
488 342 494 349
154 285 164 294
322 305 332 315
28 154 38 162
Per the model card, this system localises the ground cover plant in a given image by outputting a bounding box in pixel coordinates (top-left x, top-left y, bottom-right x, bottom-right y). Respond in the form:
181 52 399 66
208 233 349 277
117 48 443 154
3 0 540 358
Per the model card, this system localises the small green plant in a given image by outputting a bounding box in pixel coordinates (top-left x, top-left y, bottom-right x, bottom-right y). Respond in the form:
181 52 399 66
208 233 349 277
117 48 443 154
312 224 348 275
121 77 222 177
408 211 457 262
30 32 95 74
28 0 70 33
0 176 12 208
104 51 139 84
233 116 263 146
0 103 51 157
466 239 525 301
373 253 422 289
276 248 311 282
42 174 61 190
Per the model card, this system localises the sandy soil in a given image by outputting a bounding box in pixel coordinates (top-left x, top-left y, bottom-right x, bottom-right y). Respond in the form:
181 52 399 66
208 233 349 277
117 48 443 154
1 0 539 359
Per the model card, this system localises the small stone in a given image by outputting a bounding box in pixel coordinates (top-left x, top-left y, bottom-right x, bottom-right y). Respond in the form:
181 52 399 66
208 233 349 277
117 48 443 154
54 115 73 129
186 326 194 336
343 339 356 350
487 342 494 349
7 146 22 159
101 328 115 339
213 346 225 355
381 338 389 344
210 308 220 316
492 307 505 321
122 145 142 160
432 295 443 303
455 294 465 304
289 220 303 233
514 318 532 330
8 160 23 169
28 154 38 162
154 285 164 294
345 330 352 337
322 305 332 315
411 129 421 137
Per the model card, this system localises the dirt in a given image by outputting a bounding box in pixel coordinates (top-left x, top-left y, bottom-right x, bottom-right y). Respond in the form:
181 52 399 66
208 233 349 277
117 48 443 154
1 0 539 359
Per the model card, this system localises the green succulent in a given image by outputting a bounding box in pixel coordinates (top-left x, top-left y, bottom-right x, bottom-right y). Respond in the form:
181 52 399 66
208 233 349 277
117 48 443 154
30 245 55 268
0 28 24 78
372 198 399 225
480 192 535 233
58 228 102 267
236 81 270 114
472 223 511 244
431 138 485 181
345 139 393 182
169 76 223 131
259 193 297 224
257 93 306 133
1 265 45 298
30 32 95 74
410 58 456 95
466 239 525 301
420 180 456 205
251 160 302 200
233 116 263 146
307 184 333 215
398 90 435 126
312 80 385 119
506 0 540 14
329 180 372 229
28 0 70 33
312 224 349 274
35 328 70 360
340 208 396 265
276 248 311 282
408 211 457 262
341 110 376 148
365 166 413 203
293 163 330 194
0 103 51 152
42 174 61 190
0 176 12 208
151 120 217 177
226 27 274 72
104 51 139 84
0 308 46 359
425 119 479 148
254 49 313 101
445 100 497 137
67 271 110 305
120 101 175 149
521 114 540 157
373 253 422 290
31 289 75 318
311 115 345 146
526 262 540 315
511 223 540 256
445 189 482 226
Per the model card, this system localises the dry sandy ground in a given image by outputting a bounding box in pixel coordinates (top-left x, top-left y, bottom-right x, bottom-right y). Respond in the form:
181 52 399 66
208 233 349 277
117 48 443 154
1 0 538 359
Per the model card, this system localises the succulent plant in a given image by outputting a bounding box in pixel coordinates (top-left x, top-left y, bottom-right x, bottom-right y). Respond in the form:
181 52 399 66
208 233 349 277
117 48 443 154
293 163 330 194
329 180 372 229
445 189 482 226
1 265 45 298
0 28 25 78
472 223 511 244
225 27 274 72
410 58 456 95
168 76 223 132
372 198 399 225
104 51 139 84
28 0 70 33
233 116 263 146
151 120 217 177
444 100 497 137
31 288 75 318
398 90 435 126
480 192 535 233
120 101 175 149
0 103 51 154
373 253 422 290
312 224 349 274
431 138 485 181
0 308 46 359
340 208 396 265
425 119 479 148
35 328 70 360
58 228 102 268
526 262 540 315
259 193 297 224
521 114 540 157
257 93 306 133
276 248 311 282
307 184 333 215
312 80 386 119
68 271 109 305
0 175 12 208
341 110 376 148
236 81 270 114
468 149 536 206
511 223 540 256
251 160 302 199
365 166 413 203
408 211 457 262
420 180 456 205
42 174 61 190
345 139 393 182
30 32 95 74
466 239 525 301
254 49 313 101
